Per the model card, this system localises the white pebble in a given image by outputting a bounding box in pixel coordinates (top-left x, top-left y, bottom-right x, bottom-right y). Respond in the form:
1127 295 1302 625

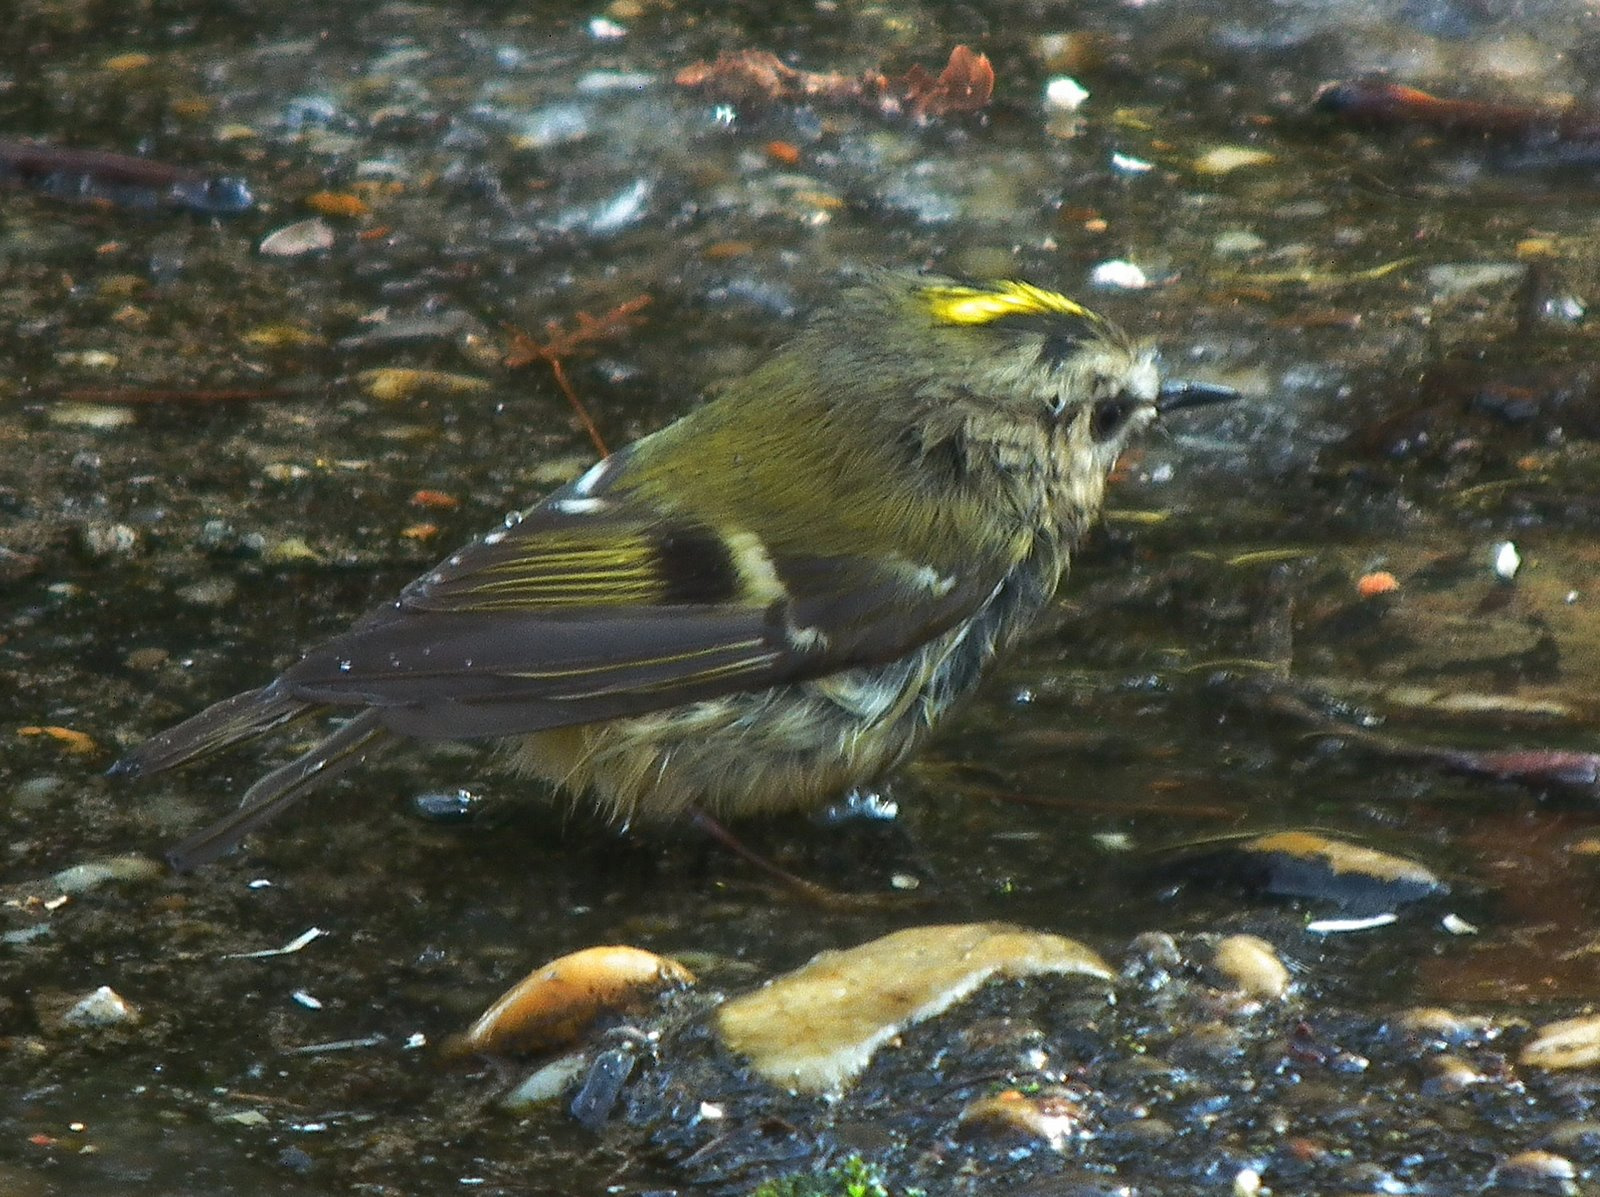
1194 145 1274 175
62 986 138 1028
1090 259 1149 290
259 218 334 257
1110 152 1154 174
1044 76 1089 112
48 403 136 429
1493 540 1521 581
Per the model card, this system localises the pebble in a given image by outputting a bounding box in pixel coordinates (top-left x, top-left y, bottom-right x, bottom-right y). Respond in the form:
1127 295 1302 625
955 1087 1085 1151
1488 1149 1578 1195
80 522 139 557
449 945 694 1058
263 537 322 563
1493 540 1521 581
1210 934 1290 999
512 104 593 149
356 367 492 402
176 576 239 607
1043 76 1090 112
259 218 335 257
1395 1006 1500 1047
715 923 1112 1093
412 789 482 823
1194 146 1275 174
1233 830 1445 911
48 403 136 429
61 986 138 1028
1421 1053 1487 1095
1090 259 1149 289
51 856 164 895
501 1051 589 1109
1523 1014 1600 1070
1213 229 1266 255
1426 261 1523 298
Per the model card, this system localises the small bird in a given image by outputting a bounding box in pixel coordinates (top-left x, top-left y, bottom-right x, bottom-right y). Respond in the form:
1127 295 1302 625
111 273 1235 870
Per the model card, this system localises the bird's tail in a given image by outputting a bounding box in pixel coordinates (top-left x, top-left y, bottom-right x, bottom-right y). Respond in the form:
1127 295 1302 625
107 686 309 779
166 709 393 871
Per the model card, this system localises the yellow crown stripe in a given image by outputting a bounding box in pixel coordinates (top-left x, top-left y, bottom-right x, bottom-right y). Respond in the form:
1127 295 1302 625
920 280 1101 327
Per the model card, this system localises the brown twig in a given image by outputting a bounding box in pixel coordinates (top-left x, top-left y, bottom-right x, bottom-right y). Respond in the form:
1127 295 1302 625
504 295 652 458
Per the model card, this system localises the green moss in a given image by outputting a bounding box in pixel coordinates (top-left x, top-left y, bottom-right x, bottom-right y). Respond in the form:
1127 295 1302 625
748 1155 922 1197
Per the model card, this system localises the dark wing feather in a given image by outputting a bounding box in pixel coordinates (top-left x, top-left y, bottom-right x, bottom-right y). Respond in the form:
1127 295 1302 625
283 607 790 737
116 448 1010 770
235 433 1013 739
273 525 1002 740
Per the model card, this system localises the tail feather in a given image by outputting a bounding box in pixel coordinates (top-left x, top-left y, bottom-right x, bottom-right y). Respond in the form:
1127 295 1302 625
108 687 309 779
167 710 393 872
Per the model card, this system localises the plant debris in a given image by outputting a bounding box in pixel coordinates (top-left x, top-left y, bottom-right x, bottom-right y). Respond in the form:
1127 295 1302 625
504 294 652 456
676 45 994 120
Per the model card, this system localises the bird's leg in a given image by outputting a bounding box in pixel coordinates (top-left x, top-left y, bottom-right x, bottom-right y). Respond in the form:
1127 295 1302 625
685 807 923 911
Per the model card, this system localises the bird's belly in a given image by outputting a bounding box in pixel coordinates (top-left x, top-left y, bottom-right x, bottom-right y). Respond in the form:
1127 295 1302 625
506 645 956 824
505 544 1064 825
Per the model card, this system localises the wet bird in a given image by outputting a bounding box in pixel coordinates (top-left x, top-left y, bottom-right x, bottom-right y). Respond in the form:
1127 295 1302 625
110 272 1235 870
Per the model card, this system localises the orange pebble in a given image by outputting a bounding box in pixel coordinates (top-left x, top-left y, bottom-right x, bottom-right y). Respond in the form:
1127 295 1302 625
305 190 370 218
17 726 98 754
410 489 461 510
450 945 695 1058
1357 571 1400 598
765 139 801 165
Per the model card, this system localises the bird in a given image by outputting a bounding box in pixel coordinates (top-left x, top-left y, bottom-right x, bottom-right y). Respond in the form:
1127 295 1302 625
109 272 1235 871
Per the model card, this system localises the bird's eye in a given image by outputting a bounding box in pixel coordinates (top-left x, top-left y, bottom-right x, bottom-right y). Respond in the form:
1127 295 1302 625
1089 395 1133 442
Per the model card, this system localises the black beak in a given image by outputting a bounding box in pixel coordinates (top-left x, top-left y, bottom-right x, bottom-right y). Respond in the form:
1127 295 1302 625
1157 379 1239 414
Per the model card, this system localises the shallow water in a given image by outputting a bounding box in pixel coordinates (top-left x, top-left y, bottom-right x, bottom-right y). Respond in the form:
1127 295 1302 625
7 1 1600 1192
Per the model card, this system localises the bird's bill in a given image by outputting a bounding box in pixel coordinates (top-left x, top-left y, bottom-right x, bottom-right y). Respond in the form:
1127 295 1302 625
1156 379 1239 413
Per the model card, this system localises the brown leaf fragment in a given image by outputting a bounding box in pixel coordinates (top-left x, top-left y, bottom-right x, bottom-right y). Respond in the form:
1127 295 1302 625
898 45 995 119
675 50 878 105
676 45 993 120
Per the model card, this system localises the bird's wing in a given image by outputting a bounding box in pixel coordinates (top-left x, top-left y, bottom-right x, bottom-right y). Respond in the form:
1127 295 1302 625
275 474 1006 740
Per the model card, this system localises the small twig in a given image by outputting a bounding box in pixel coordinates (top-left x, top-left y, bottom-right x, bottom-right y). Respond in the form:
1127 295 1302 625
547 356 609 458
504 294 652 458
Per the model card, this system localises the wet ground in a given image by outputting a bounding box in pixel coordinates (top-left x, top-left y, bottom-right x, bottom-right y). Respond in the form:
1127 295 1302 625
7 0 1600 1193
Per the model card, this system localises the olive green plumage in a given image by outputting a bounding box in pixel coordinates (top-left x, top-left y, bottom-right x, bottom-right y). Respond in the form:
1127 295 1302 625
111 272 1232 869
